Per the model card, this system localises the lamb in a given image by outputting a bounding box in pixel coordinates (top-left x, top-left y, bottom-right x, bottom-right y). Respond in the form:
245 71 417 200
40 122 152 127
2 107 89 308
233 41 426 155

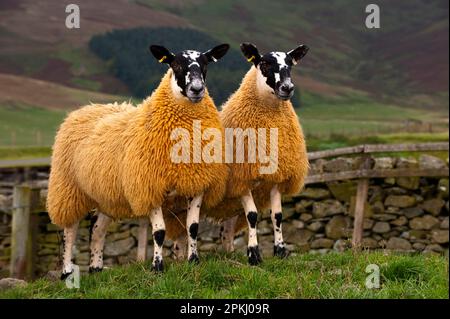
168 43 310 265
47 44 230 277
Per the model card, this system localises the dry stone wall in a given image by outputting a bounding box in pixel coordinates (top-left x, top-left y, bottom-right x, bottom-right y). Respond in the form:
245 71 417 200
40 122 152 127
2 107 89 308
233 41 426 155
0 154 448 278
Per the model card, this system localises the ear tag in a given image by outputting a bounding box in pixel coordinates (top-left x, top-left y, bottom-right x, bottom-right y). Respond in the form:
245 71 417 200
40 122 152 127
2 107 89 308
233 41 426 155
159 56 167 63
247 55 255 62
292 59 298 66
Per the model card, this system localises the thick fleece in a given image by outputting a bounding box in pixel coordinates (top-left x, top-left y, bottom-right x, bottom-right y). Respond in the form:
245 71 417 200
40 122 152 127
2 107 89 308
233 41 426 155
167 66 309 239
47 70 228 228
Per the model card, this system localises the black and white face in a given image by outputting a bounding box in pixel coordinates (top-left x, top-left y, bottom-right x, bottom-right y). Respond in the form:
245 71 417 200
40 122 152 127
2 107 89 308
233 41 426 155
150 44 230 103
240 43 309 101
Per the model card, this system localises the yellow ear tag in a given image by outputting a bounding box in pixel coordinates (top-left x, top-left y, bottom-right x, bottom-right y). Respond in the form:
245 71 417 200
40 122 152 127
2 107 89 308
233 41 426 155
159 56 167 63
247 55 255 62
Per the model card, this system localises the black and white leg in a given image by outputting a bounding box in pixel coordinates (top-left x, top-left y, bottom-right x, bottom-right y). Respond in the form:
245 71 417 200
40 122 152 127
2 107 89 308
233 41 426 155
150 206 165 272
89 213 112 273
186 194 203 263
270 185 288 258
221 215 238 252
61 222 79 280
241 190 262 265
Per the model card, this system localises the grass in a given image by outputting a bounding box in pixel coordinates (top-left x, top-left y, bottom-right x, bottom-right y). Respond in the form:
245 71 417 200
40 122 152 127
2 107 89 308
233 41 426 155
0 103 67 147
0 251 448 299
0 146 51 160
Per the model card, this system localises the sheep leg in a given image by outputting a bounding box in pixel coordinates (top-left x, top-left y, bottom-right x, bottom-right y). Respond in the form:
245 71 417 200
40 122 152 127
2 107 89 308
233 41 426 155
270 185 288 258
89 213 112 273
150 206 165 272
241 191 262 265
186 194 203 263
61 222 79 280
220 215 238 252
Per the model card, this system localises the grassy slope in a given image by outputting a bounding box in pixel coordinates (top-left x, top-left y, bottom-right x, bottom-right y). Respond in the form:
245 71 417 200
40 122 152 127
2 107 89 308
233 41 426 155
0 251 448 299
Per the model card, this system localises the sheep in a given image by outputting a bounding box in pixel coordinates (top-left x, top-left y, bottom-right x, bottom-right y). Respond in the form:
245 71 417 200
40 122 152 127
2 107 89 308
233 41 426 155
47 44 230 277
169 43 310 265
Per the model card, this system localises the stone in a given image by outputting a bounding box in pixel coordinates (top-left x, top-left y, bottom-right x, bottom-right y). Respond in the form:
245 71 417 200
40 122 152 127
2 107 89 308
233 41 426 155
402 207 424 219
327 181 357 202
106 230 131 242
299 213 313 222
410 215 440 230
333 239 350 252
424 244 444 253
386 237 412 250
391 216 408 226
385 187 409 195
361 238 378 249
373 214 397 222
371 201 385 214
292 220 305 229
419 154 447 170
441 217 449 229
363 218 374 230
298 188 331 200
44 270 62 282
325 216 351 239
431 230 449 244
0 278 27 291
412 242 426 251
349 197 373 218
104 237 135 257
323 158 354 172
282 206 297 220
408 230 428 241
384 195 416 208
368 186 385 203
374 157 395 169
396 157 418 169
307 221 324 232
421 199 445 216
384 178 396 185
312 200 345 218
372 222 390 233
385 206 400 214
284 229 314 244
199 243 217 251
311 238 334 249
438 179 449 198
295 200 313 213
396 177 420 190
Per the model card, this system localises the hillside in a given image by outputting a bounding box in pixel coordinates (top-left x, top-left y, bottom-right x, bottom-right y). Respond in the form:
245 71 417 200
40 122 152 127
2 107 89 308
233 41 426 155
0 0 448 150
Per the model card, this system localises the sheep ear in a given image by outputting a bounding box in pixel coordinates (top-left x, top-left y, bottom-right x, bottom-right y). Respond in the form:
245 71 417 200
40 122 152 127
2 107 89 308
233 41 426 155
287 45 309 65
204 44 230 63
149 45 175 64
240 43 261 65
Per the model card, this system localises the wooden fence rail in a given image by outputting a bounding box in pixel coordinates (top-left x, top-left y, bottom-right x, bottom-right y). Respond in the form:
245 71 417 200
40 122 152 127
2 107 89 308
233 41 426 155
2 142 449 277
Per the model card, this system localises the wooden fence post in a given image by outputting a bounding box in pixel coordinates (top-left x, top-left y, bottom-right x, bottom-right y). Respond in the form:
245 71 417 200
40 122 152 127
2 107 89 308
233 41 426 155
136 218 149 262
352 156 371 249
10 185 32 279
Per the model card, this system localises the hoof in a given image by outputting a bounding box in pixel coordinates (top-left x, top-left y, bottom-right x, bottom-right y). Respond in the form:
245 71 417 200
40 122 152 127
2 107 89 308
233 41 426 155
188 254 200 264
247 246 262 266
60 271 73 281
152 259 164 272
89 266 103 274
274 245 289 258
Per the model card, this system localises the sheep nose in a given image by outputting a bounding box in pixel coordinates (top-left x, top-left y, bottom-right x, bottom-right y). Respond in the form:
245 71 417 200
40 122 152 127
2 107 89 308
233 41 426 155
280 82 294 94
190 83 204 94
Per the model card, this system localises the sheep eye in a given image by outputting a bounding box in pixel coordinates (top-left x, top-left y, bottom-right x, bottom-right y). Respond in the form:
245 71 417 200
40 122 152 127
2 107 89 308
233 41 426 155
259 63 269 74
172 64 182 73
